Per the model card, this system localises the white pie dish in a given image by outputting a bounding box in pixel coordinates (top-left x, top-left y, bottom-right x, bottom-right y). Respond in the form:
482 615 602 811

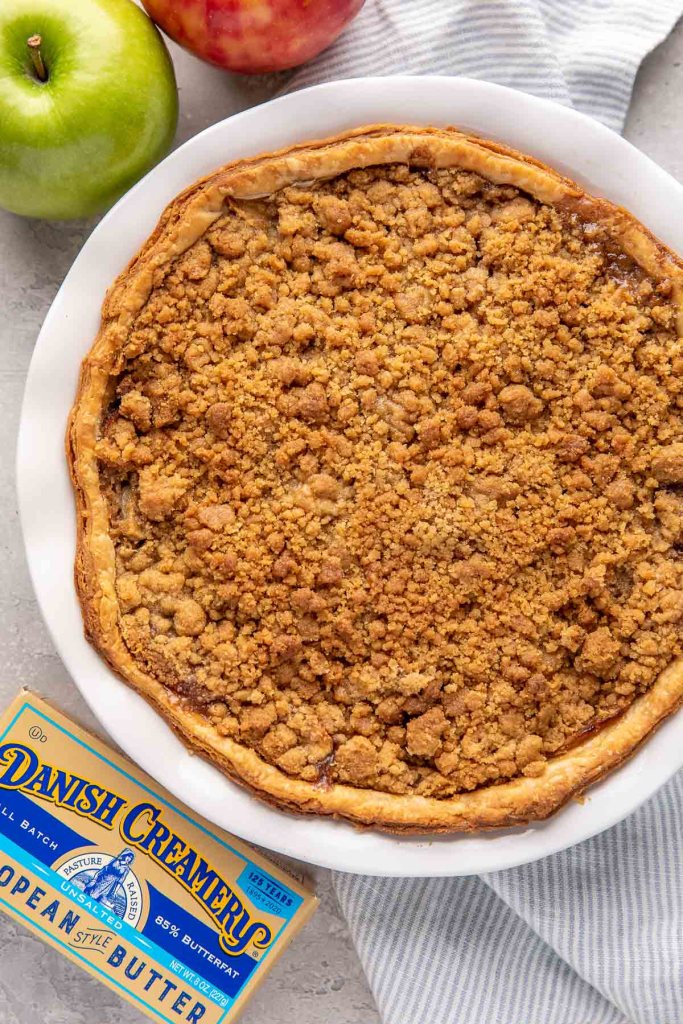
17 74 683 876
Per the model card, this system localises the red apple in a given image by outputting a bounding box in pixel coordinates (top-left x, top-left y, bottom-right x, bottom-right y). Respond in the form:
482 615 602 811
141 0 365 75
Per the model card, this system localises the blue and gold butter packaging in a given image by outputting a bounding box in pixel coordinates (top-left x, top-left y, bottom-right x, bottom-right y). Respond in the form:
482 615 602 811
0 690 316 1022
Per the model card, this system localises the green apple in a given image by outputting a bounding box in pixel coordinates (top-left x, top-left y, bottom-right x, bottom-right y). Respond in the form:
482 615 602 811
0 0 178 219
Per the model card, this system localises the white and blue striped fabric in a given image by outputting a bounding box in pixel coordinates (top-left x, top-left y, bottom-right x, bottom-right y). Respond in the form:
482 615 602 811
286 2 683 1021
288 0 683 133
335 772 683 1023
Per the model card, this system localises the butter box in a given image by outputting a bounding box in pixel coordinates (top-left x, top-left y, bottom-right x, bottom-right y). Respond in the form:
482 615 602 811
0 690 316 1022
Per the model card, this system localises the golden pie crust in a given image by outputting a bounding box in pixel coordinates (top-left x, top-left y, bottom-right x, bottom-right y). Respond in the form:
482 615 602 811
68 125 683 832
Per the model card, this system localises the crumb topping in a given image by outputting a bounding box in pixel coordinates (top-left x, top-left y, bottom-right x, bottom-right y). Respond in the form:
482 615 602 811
97 163 683 798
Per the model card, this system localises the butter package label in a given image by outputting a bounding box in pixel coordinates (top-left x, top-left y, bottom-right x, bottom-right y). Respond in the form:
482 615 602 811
0 691 316 1023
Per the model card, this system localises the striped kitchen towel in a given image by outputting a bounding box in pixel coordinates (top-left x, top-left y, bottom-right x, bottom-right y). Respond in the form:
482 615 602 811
287 0 683 133
284 2 683 1022
335 773 683 1023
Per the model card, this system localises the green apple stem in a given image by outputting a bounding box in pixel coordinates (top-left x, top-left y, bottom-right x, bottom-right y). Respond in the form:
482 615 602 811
27 35 47 82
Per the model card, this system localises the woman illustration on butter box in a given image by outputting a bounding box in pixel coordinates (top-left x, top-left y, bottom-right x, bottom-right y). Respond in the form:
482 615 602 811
84 848 135 912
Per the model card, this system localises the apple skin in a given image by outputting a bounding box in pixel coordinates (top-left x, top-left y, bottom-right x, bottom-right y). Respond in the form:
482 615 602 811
0 0 178 219
141 0 365 75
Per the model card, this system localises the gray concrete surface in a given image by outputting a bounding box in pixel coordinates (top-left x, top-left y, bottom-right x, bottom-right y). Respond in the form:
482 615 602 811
1 20 682 1024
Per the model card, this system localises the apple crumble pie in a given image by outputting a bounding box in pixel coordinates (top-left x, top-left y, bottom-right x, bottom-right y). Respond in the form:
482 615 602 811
68 126 683 830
